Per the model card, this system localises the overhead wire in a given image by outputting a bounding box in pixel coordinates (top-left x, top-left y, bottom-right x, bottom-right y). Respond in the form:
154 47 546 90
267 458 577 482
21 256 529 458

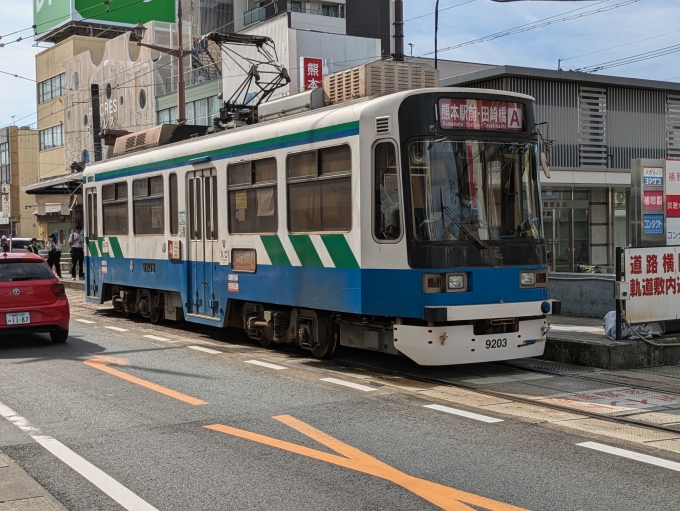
559 28 680 63
575 42 680 73
417 0 642 57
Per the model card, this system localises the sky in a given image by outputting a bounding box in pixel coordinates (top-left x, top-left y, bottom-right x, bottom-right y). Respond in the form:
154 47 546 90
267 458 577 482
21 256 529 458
1 0 679 129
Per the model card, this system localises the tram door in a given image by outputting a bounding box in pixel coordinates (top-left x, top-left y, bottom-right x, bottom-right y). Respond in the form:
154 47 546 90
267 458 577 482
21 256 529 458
85 188 99 298
187 170 219 317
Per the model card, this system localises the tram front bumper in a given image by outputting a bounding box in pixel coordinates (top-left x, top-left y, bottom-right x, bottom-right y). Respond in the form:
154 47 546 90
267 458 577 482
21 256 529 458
393 318 548 366
423 300 560 322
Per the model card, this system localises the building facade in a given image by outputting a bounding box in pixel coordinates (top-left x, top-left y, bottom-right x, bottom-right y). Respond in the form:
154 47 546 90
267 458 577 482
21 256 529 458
444 66 680 272
0 127 40 238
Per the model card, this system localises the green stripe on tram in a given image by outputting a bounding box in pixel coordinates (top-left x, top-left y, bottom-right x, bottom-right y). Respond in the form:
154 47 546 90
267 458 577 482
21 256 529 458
260 235 291 266
288 235 323 267
86 238 99 257
321 234 359 269
108 237 124 258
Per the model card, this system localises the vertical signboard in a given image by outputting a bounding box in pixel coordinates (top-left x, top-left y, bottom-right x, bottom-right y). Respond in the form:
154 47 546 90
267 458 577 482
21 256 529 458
625 247 680 323
300 57 323 91
1 184 10 223
666 160 680 246
630 159 667 247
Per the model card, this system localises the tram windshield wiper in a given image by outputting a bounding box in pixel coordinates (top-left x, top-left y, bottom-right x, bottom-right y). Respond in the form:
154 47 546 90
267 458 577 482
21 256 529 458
439 188 489 251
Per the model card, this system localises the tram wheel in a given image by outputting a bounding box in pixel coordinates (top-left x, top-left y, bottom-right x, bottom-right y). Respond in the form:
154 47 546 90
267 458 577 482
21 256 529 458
311 329 338 359
258 333 273 348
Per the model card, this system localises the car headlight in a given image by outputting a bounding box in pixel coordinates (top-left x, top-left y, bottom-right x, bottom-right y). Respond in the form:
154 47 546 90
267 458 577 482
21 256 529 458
520 271 535 287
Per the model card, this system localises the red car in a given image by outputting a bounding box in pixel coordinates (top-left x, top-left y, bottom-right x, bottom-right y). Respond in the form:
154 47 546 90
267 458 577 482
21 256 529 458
0 252 70 342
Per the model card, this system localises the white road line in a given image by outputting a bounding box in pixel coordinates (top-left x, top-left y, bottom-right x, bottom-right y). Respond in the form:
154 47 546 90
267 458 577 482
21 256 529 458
424 404 504 424
104 326 129 332
188 345 222 355
578 441 680 472
75 319 96 324
320 377 376 392
245 360 287 370
0 401 158 511
143 335 172 342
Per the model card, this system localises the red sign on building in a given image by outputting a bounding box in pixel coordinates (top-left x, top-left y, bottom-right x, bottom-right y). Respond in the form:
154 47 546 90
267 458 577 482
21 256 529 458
644 190 664 211
439 99 524 131
667 195 680 218
302 57 323 91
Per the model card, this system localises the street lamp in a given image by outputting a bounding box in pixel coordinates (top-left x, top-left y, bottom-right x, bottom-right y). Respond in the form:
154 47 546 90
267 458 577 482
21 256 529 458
129 0 187 124
434 0 439 70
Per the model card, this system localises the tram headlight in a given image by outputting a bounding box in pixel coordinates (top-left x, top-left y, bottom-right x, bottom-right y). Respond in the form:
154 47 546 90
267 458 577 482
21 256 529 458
520 271 535 287
446 274 467 292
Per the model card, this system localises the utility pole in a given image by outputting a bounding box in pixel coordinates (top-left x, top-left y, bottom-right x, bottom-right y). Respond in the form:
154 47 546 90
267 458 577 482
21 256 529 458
131 0 187 124
435 0 439 70
392 0 405 61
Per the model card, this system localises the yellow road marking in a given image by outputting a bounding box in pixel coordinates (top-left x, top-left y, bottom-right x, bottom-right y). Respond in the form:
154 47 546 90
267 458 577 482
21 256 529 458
84 357 207 406
205 415 528 511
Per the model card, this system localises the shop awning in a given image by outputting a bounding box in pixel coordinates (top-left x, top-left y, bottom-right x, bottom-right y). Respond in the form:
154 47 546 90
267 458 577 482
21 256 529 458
22 171 83 195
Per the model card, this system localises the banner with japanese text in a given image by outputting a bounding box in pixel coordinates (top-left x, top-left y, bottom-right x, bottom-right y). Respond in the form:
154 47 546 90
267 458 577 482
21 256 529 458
301 57 323 91
625 247 680 323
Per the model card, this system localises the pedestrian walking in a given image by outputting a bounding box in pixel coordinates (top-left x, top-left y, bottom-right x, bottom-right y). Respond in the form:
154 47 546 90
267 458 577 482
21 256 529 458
47 233 62 278
69 225 85 281
1 235 8 253
27 238 40 255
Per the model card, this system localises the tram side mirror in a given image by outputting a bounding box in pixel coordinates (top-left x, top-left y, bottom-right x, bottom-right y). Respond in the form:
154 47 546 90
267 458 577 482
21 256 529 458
540 152 552 179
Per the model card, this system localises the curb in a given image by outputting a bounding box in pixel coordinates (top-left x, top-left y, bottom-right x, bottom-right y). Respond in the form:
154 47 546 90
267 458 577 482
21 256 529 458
0 449 68 510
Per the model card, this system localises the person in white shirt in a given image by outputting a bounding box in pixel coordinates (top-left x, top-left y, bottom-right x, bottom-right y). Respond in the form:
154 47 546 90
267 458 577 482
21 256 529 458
69 225 85 280
47 233 62 278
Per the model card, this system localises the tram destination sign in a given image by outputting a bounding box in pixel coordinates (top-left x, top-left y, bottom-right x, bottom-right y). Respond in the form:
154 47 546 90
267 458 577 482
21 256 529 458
438 99 524 131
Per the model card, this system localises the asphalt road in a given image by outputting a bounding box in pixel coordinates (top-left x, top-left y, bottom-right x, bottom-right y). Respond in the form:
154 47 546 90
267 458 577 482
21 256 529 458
2 301 680 510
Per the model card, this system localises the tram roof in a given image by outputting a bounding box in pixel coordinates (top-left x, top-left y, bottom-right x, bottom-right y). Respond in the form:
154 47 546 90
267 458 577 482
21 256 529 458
83 87 536 177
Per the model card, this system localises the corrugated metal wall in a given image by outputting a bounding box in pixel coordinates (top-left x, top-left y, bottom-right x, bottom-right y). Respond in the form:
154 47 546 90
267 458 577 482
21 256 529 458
466 77 670 170
607 87 665 169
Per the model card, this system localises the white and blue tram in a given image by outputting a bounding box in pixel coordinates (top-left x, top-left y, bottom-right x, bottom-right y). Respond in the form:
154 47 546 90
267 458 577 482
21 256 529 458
82 87 559 366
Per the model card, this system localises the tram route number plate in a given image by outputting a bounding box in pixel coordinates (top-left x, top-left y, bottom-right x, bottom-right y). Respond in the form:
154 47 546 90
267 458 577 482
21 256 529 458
486 338 508 349
6 312 30 325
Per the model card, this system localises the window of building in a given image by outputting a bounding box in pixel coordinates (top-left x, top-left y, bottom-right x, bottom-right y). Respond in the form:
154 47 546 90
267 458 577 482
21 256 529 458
157 106 178 125
169 173 178 235
184 96 221 126
102 182 129 235
374 141 400 240
39 125 64 151
288 1 303 12
37 73 66 104
321 4 344 17
133 176 164 235
287 145 352 233
228 158 278 234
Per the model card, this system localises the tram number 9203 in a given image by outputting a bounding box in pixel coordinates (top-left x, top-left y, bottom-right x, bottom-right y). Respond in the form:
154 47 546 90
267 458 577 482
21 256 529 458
486 338 508 349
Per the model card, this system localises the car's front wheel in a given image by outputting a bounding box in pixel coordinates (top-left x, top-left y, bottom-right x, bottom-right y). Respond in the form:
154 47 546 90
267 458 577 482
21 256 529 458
50 330 68 343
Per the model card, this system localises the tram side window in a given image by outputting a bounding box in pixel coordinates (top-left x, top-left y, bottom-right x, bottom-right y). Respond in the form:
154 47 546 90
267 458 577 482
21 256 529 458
287 145 351 233
86 188 98 240
169 173 178 236
374 142 400 240
228 158 278 234
133 176 164 235
102 182 128 235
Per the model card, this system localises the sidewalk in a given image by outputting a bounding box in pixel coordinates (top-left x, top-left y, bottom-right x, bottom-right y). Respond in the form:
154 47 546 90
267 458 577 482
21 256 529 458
546 315 680 369
0 449 67 510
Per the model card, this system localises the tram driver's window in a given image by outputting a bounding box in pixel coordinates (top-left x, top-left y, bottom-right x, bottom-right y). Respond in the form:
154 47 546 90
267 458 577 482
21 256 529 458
374 142 400 240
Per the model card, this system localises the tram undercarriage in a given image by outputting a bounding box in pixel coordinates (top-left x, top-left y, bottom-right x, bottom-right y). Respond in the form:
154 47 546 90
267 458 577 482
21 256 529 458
105 284 553 365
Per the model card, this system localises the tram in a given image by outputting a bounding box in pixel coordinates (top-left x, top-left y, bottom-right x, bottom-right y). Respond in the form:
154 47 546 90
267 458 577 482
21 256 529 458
82 86 559 366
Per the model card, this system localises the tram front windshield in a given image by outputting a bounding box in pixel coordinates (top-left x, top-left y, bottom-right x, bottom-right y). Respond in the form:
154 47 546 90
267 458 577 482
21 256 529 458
408 139 541 242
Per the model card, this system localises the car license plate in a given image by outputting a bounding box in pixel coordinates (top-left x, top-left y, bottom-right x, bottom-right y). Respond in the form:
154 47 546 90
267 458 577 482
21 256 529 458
6 312 30 325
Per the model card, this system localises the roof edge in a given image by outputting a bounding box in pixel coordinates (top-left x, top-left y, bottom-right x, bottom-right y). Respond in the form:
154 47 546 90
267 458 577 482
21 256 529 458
441 65 680 92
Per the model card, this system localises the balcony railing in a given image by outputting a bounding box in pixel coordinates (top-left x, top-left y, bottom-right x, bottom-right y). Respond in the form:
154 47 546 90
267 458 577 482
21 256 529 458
243 5 345 27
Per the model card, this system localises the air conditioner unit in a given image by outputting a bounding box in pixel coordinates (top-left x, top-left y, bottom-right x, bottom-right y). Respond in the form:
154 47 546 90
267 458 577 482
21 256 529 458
615 192 626 207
